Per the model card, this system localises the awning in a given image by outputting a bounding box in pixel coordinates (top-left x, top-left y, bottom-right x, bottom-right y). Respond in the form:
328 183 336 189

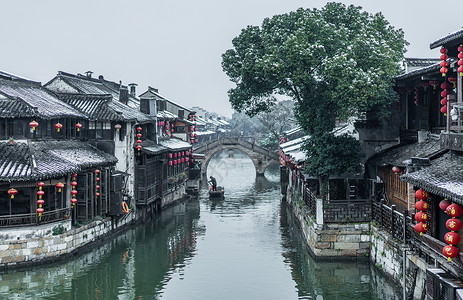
401 152 463 203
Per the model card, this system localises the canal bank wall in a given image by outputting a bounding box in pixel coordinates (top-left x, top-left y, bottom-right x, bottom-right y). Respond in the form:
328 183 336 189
286 190 370 260
0 184 188 269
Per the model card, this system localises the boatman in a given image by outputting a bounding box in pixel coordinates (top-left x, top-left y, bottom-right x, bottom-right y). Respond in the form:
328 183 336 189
209 176 217 191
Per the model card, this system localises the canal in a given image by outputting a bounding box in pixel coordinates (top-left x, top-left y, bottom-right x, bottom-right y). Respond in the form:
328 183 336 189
0 150 400 299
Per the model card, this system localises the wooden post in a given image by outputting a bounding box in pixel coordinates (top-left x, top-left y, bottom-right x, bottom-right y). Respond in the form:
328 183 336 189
403 210 408 244
380 199 384 228
391 204 396 236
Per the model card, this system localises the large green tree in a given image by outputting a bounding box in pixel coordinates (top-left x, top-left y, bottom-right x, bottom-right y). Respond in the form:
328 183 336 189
222 2 407 195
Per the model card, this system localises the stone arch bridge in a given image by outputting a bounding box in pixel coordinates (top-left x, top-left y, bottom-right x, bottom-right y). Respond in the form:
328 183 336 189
194 137 279 176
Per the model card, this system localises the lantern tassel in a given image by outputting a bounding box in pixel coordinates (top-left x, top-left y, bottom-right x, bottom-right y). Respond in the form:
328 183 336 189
448 257 452 262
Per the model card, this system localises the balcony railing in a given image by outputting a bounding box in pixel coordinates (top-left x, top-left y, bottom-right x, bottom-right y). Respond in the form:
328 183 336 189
440 132 463 151
0 208 70 227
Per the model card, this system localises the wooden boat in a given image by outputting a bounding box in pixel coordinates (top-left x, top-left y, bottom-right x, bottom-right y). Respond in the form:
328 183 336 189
209 186 224 198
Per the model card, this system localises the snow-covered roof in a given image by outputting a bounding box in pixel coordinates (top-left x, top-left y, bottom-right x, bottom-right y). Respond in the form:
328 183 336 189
195 130 216 136
157 110 178 119
159 138 191 150
0 140 117 181
280 135 309 150
0 77 85 119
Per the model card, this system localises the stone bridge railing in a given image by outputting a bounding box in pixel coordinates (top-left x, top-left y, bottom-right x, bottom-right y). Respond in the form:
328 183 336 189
194 137 278 160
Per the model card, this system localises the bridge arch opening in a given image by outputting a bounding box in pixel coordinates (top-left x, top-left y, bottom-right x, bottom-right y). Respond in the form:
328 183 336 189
195 137 278 177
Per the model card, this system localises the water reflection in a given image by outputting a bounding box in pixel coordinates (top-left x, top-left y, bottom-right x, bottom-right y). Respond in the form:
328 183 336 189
0 149 400 299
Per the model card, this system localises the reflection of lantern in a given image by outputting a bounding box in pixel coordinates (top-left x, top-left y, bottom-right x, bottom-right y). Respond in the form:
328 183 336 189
76 123 83 131
444 232 461 245
56 182 64 192
446 218 462 231
415 189 429 201
447 203 463 218
415 212 428 222
443 245 459 261
8 188 17 199
440 199 452 211
29 121 39 131
392 166 402 174
54 123 63 132
415 222 428 235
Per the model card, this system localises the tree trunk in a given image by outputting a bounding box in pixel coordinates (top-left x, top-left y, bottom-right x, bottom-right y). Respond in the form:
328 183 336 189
318 175 328 200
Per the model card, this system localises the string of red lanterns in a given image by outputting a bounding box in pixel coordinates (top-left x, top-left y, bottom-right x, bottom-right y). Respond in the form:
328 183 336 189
95 169 100 199
443 202 463 261
441 81 451 116
440 47 449 77
414 189 429 236
37 182 45 221
136 126 142 155
71 175 78 208
459 44 463 77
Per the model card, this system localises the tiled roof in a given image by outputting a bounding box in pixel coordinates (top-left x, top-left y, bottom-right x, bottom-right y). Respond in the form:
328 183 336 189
395 61 444 81
140 139 167 155
404 58 441 67
430 28 463 49
159 138 191 150
57 93 123 121
0 140 117 182
49 72 139 107
0 78 85 119
369 137 443 167
108 99 153 123
401 152 463 203
0 95 37 118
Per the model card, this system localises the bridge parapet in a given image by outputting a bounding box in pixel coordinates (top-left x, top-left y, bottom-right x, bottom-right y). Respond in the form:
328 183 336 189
194 137 278 175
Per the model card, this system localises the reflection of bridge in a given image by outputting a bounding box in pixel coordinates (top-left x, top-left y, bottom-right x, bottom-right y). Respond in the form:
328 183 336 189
194 137 278 175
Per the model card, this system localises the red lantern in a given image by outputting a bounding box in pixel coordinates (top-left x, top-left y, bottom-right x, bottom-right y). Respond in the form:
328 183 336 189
441 106 447 114
29 121 39 131
447 203 463 218
392 166 402 174
37 208 44 214
420 81 430 90
174 160 177 165
137 140 142 144
137 133 142 138
71 181 77 187
72 173 77 179
137 126 142 132
415 200 429 211
75 123 83 131
37 182 44 189
415 222 428 235
71 190 77 196
459 44 463 77
440 199 452 211
96 177 100 182
448 77 457 87
114 124 122 132
168 160 172 166
443 245 459 261
415 189 429 201
441 47 448 54
37 199 44 205
168 153 173 159
441 98 448 106
71 198 77 204
446 218 463 231
429 80 440 89
445 232 461 245
54 123 63 132
96 192 100 197
181 158 184 163
96 185 100 190
185 157 189 162
415 211 428 222
37 190 44 198
95 169 100 174
56 182 64 192
441 89 450 97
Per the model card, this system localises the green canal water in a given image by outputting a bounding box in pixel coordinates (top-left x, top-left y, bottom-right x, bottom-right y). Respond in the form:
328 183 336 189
0 150 400 299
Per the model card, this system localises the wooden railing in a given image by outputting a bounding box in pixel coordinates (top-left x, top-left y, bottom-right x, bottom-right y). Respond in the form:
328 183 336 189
371 200 411 242
323 199 372 223
303 187 317 216
0 208 70 227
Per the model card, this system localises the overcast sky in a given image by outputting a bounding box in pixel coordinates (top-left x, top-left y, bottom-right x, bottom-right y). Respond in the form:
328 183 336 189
1 1 462 118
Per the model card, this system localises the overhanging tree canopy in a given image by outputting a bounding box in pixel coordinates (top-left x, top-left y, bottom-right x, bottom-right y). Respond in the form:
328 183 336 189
222 2 408 189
